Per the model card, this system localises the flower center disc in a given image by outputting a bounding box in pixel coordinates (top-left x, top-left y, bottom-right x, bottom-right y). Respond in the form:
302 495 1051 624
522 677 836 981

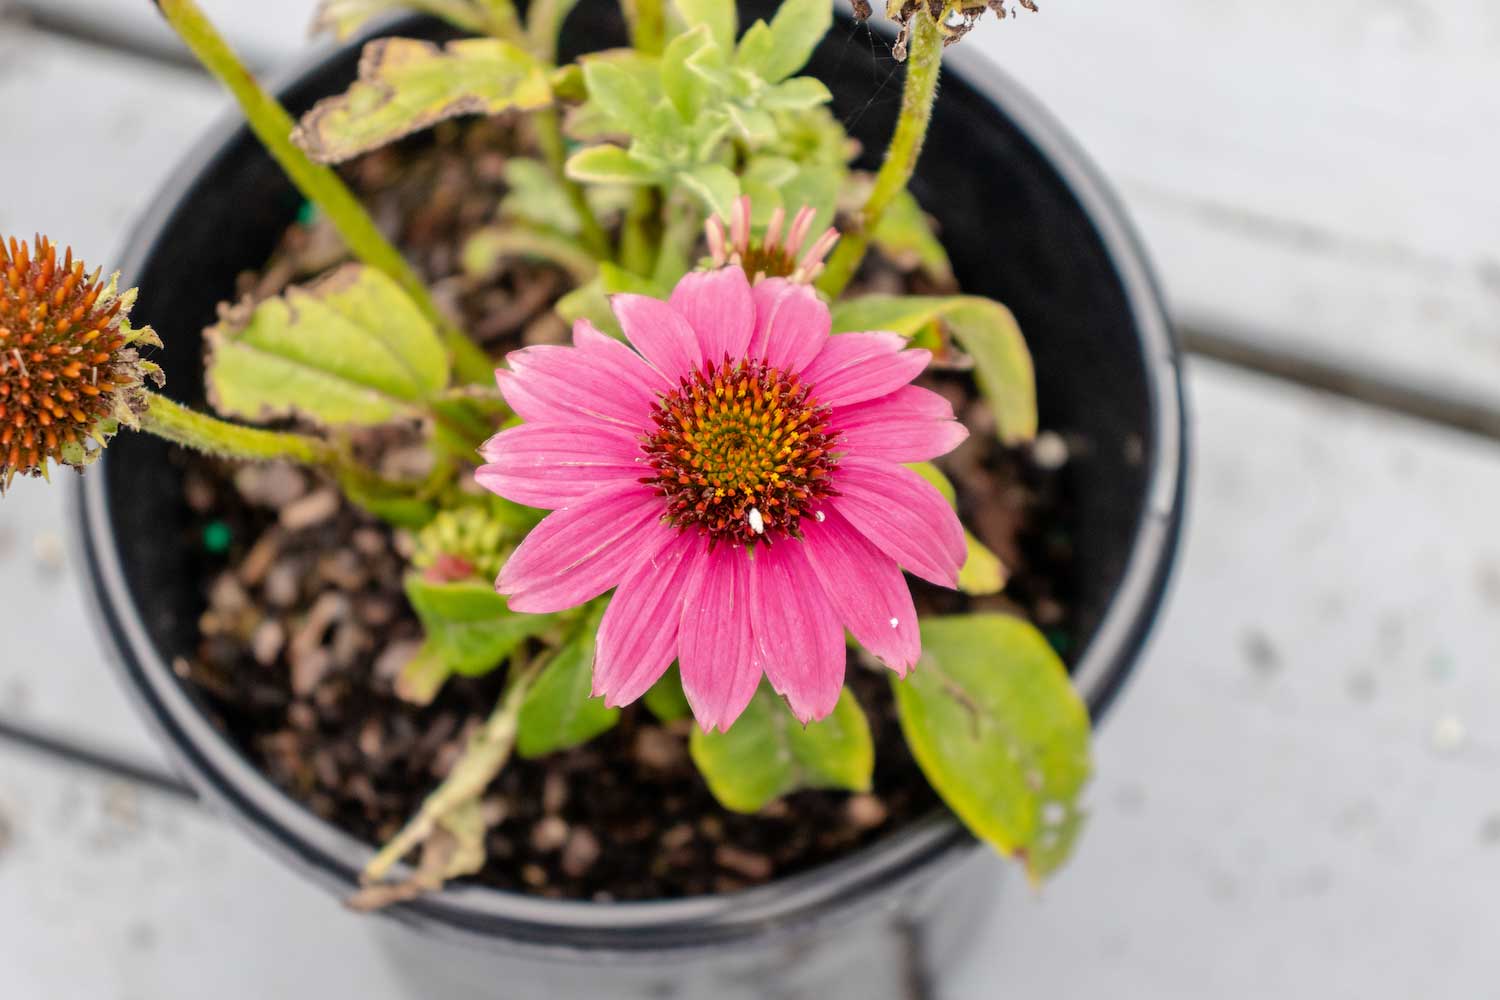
643 358 840 544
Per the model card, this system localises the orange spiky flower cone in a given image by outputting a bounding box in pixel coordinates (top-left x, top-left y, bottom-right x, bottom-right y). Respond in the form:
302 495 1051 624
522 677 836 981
0 236 162 491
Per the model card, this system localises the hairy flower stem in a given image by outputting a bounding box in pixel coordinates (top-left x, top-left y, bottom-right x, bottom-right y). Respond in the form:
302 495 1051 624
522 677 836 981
142 394 421 500
359 652 546 887
153 0 493 386
817 10 944 298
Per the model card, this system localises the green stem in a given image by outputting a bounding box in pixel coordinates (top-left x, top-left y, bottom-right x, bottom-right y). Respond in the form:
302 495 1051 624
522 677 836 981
527 0 582 63
533 111 611 258
817 10 944 299
153 0 493 386
142 393 336 466
625 0 666 54
652 195 701 287
475 0 527 43
619 189 658 274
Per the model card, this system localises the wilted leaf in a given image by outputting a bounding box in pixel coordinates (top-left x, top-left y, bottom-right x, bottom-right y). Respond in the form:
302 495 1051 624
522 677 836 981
830 294 1037 444
893 614 1092 881
293 37 551 164
206 264 447 428
517 604 619 757
690 686 873 813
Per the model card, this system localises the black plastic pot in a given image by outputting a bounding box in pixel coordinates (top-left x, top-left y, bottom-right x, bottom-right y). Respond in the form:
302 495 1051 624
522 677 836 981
77 3 1186 996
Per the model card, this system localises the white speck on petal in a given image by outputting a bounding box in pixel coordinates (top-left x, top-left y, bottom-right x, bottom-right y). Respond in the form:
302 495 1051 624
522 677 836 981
889 617 899 628
814 511 826 522
748 508 765 535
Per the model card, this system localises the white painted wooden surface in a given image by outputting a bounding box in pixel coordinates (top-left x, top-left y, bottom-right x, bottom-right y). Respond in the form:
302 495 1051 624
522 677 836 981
22 0 1500 406
5 8 1500 999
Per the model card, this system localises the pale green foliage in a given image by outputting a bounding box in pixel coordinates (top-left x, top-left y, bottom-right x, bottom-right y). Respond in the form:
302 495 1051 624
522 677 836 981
830 295 1038 444
205 264 449 428
517 603 619 757
293 37 551 163
869 189 955 283
690 686 874 813
563 0 838 221
893 615 1092 880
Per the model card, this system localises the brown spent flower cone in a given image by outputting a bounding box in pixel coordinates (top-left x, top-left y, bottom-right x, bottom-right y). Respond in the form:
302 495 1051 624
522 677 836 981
0 236 162 491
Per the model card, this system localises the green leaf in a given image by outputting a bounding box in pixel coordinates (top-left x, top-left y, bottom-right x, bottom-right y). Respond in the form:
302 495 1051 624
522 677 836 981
517 604 618 757
761 76 832 111
893 615 1092 880
677 164 741 221
565 145 664 185
758 0 832 83
580 53 660 135
908 463 1008 596
404 575 556 677
690 686 873 813
599 262 670 297
642 665 692 721
870 190 954 283
672 0 737 53
661 25 716 119
206 265 447 428
829 295 1037 444
292 38 551 164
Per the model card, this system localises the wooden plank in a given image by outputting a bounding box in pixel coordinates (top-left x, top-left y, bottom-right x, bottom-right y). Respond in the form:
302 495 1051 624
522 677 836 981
965 0 1500 403
950 359 1500 998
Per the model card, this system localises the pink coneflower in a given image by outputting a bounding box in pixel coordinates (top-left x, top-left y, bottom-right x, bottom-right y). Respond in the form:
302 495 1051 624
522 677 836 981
477 220 968 731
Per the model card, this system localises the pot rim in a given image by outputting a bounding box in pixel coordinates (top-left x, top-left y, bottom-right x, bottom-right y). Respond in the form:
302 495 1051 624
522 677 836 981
75 3 1186 958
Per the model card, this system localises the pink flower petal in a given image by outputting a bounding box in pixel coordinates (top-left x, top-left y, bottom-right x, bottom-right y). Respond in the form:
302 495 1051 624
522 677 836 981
801 332 932 407
668 267 754 367
475 422 645 510
593 531 703 707
747 278 830 373
831 456 966 588
831 385 969 462
800 508 920 674
677 544 762 732
748 541 846 723
497 320 664 430
612 294 703 382
572 319 672 391
498 480 673 614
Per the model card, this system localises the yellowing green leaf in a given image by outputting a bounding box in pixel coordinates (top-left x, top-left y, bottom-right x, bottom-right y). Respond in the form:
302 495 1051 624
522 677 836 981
894 615 1092 881
312 0 504 40
292 37 551 164
870 189 954 283
565 145 664 185
690 686 873 813
830 295 1037 444
206 265 447 428
671 0 737 54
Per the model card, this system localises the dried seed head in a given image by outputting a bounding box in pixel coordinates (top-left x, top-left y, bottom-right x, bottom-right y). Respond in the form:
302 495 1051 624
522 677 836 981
876 0 1039 59
0 236 162 491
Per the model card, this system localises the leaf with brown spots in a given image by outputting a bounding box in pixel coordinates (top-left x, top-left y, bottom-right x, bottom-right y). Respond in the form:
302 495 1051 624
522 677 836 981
292 37 552 164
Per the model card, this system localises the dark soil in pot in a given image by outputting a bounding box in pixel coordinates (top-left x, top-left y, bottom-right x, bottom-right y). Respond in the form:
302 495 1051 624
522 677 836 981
167 116 1082 901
